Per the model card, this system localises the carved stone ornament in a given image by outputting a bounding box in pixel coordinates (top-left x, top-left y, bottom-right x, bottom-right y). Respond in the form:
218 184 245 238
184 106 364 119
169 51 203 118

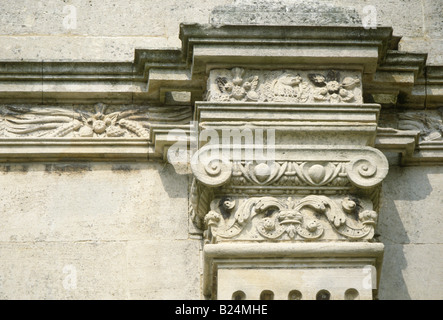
189 144 388 233
203 195 377 243
397 110 443 142
0 103 192 140
190 144 388 190
2 103 150 138
206 68 362 104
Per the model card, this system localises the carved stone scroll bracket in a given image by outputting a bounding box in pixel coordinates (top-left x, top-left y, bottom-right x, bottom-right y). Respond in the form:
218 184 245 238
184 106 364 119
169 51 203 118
190 146 232 188
346 152 389 189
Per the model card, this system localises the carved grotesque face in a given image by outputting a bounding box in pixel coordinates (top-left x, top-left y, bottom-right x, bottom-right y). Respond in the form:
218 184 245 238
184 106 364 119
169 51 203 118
278 209 302 222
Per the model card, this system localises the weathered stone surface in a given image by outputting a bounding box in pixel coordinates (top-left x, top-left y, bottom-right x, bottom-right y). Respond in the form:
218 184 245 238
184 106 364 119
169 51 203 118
0 0 441 301
336 0 425 37
377 166 443 299
0 0 441 63
0 36 173 61
210 0 362 26
379 243 443 300
378 165 443 245
0 162 190 242
126 240 201 299
0 161 203 299
0 239 201 299
423 0 443 39
0 241 128 299
400 38 443 66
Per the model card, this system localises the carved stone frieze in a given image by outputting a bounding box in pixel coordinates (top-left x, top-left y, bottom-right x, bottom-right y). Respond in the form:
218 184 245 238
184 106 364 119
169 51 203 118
0 103 192 140
203 194 377 243
2 103 150 138
230 161 349 188
206 68 362 104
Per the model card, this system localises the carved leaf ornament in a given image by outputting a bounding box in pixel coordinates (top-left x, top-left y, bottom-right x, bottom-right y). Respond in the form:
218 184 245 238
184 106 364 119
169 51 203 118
204 195 378 241
4 103 151 138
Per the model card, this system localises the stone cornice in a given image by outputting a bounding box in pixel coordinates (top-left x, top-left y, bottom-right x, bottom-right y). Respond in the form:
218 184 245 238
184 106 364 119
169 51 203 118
1 23 440 108
0 103 192 161
0 23 441 165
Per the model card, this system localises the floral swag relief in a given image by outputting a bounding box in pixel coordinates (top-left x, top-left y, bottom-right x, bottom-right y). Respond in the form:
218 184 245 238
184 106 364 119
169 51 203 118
207 68 361 103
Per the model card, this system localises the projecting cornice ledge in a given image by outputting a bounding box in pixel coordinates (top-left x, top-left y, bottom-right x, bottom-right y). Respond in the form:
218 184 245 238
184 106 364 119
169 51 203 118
376 109 443 166
0 24 441 109
0 24 441 164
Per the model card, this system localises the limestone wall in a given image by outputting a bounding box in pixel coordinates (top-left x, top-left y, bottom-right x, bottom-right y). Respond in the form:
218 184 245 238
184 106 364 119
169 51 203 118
0 162 201 299
1 0 442 65
378 166 443 300
1 162 441 299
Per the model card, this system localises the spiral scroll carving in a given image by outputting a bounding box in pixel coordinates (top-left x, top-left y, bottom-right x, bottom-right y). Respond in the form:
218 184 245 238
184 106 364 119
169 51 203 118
346 152 388 189
191 145 233 187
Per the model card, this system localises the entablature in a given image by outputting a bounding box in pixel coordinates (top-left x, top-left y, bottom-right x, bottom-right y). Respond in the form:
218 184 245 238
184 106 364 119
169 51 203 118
0 23 440 164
